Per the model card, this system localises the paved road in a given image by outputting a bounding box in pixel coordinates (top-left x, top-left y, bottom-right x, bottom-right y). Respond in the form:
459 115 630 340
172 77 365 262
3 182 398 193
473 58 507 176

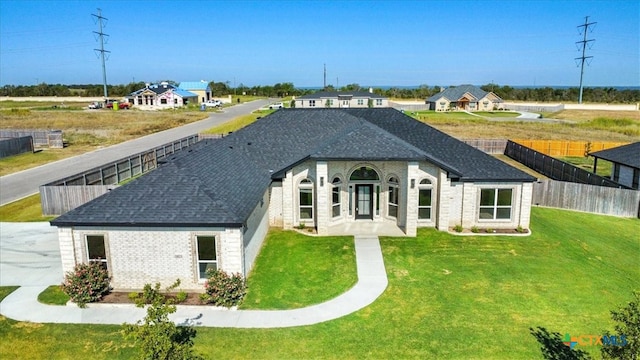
0 99 271 206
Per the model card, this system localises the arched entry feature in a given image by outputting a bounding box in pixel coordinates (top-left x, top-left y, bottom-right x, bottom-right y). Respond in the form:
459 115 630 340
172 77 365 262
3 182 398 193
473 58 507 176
348 166 381 220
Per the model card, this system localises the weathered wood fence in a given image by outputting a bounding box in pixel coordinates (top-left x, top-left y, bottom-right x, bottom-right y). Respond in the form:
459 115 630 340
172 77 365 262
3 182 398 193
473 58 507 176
0 136 33 158
40 134 201 215
463 139 508 154
504 140 629 189
533 180 640 217
0 129 63 148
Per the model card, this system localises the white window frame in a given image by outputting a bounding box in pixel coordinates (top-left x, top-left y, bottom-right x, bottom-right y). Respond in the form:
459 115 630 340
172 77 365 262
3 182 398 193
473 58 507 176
388 176 399 218
478 188 513 221
309 100 316 107
85 234 108 270
376 99 383 106
418 179 433 221
195 235 218 281
331 177 341 218
299 178 314 221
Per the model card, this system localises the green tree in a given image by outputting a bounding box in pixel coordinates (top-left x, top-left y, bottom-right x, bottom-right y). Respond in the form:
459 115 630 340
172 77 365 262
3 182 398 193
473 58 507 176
123 280 203 360
602 291 640 360
529 327 591 360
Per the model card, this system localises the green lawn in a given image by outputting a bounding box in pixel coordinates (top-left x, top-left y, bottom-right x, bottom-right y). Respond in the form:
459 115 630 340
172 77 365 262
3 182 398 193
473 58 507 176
0 193 55 222
1 207 638 359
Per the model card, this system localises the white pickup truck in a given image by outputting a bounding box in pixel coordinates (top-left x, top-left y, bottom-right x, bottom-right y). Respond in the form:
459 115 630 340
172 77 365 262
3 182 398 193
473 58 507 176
203 100 222 107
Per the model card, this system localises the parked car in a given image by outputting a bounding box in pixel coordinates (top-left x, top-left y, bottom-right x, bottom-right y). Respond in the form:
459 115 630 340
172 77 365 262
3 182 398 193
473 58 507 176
203 100 222 107
88 101 102 109
268 102 284 109
105 100 131 109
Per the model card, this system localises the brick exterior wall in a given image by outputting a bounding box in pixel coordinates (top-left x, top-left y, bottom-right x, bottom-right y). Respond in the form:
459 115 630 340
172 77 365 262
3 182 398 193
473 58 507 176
243 189 271 275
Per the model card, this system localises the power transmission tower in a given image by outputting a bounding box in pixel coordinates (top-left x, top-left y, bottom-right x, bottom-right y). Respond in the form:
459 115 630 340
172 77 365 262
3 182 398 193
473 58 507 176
92 8 110 99
576 16 596 104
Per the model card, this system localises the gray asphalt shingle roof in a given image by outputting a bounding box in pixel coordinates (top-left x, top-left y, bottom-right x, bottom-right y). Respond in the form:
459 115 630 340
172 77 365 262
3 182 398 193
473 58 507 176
427 84 502 103
51 108 534 228
590 142 640 169
298 91 386 99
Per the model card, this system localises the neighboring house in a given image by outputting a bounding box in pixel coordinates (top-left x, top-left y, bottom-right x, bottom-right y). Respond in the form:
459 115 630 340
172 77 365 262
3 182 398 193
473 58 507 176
128 82 197 110
426 85 503 112
178 81 212 104
590 142 640 189
51 108 535 291
295 91 388 108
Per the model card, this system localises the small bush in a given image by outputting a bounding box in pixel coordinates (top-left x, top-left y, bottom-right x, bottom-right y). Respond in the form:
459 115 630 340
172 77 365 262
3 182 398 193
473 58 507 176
453 224 463 233
176 291 188 303
61 262 110 308
471 226 479 233
517 225 528 233
201 269 246 308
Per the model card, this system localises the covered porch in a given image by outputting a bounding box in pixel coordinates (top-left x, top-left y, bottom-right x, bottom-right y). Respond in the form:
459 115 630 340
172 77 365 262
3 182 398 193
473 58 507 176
327 220 406 237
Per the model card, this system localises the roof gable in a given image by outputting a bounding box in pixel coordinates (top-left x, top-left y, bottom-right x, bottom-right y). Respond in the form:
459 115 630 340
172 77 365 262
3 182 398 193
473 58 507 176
52 108 534 228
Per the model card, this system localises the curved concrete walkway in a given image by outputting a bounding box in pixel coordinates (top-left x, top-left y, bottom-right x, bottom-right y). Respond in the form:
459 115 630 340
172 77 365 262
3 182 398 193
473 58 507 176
0 235 387 328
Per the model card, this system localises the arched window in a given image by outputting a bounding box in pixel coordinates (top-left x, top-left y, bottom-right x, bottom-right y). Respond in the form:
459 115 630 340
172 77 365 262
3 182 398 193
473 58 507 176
299 179 314 220
332 177 341 218
350 166 380 181
388 176 399 218
418 179 433 220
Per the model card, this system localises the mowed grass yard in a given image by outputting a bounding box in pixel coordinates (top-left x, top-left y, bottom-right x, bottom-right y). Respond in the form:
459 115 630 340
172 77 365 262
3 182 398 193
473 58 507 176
1 207 638 359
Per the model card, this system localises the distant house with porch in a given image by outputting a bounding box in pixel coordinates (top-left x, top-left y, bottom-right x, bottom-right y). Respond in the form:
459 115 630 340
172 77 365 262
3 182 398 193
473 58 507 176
590 142 640 189
295 91 388 108
51 108 534 291
128 82 197 110
426 85 503 112
179 81 212 104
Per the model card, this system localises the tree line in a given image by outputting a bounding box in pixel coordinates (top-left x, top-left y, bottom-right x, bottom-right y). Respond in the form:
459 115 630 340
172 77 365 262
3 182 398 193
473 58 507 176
1 82 638 103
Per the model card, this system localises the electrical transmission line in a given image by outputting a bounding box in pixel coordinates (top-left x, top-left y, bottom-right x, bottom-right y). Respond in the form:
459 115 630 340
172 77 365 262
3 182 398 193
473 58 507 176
92 8 110 99
576 16 596 104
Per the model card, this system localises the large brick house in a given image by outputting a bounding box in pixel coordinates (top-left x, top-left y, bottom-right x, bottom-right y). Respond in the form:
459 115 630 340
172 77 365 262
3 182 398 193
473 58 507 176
427 84 503 112
51 108 535 291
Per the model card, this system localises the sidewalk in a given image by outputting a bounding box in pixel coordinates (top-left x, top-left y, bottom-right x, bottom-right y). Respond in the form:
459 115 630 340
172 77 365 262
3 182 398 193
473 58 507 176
0 235 387 328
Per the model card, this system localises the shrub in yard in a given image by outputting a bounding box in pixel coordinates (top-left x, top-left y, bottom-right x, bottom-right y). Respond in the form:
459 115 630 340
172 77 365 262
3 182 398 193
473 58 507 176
453 224 463 233
61 262 110 308
201 269 246 307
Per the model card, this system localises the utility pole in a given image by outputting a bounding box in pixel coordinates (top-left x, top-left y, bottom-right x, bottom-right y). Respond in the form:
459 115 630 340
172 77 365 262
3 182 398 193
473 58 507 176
576 16 596 104
323 64 327 90
92 8 110 99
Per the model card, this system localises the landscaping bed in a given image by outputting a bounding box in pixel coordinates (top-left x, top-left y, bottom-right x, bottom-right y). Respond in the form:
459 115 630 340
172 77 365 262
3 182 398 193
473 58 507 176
98 292 205 306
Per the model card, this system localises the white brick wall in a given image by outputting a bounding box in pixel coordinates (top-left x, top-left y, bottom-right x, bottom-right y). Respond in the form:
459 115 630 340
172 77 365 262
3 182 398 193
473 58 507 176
57 228 75 276
268 181 283 227
65 226 245 291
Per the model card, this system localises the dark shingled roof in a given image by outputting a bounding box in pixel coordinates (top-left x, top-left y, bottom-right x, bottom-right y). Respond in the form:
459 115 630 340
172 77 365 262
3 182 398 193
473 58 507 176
427 84 502 103
51 108 534 228
590 142 640 169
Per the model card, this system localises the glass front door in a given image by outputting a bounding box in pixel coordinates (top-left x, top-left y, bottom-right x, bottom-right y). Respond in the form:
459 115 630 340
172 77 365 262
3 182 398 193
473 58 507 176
355 184 373 219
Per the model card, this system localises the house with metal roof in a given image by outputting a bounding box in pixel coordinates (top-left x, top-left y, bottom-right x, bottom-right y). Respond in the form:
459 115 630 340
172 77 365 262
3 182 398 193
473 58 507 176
51 108 535 291
590 142 640 189
179 81 212 104
128 82 198 110
295 91 388 108
426 85 503 112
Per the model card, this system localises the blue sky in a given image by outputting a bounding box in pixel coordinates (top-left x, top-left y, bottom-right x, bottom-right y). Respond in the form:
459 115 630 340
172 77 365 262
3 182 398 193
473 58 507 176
1 0 638 87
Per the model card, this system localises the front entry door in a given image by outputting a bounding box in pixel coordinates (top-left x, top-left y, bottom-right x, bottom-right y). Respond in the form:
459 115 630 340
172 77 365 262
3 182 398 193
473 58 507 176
355 184 373 220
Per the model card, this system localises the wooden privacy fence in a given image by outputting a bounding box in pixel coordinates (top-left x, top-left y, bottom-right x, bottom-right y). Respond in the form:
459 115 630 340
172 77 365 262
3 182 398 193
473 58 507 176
0 129 63 148
533 180 640 218
0 136 33 158
512 139 628 157
40 134 201 215
463 139 508 154
505 140 628 188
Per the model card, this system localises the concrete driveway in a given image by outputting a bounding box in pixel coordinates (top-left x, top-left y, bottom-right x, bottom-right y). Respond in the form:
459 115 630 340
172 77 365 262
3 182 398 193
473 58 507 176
0 222 61 286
